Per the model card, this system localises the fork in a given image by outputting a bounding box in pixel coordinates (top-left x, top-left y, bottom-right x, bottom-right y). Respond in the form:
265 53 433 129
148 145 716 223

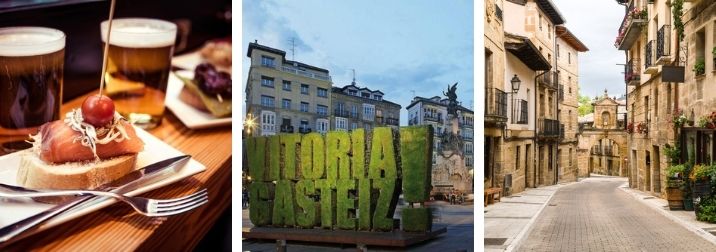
0 184 209 217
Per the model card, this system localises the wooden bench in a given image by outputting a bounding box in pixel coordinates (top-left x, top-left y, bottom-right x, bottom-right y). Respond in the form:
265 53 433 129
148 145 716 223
484 187 502 206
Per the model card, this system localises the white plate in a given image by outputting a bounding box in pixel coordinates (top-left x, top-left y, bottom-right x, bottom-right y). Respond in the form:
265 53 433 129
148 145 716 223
165 70 232 129
0 127 206 235
171 51 203 71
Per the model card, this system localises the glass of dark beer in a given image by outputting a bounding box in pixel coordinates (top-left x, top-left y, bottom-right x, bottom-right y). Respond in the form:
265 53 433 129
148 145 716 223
0 27 65 153
101 18 177 129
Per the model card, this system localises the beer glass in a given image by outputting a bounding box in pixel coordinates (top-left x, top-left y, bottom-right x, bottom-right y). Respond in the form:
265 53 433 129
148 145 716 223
0 27 65 152
101 18 177 129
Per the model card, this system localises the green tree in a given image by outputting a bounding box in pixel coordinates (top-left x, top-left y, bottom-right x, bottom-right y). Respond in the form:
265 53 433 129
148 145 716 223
578 94 593 116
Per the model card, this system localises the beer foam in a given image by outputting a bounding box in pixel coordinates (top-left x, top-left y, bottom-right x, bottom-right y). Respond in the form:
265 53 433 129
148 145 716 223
0 27 65 56
101 18 177 48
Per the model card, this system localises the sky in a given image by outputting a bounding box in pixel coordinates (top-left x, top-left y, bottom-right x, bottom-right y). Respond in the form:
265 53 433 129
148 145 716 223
551 0 626 99
242 0 474 126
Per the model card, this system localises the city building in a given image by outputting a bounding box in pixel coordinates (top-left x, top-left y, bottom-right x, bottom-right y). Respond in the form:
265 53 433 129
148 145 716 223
331 81 401 131
245 41 333 136
577 91 628 177
407 95 474 194
556 26 589 182
615 0 681 195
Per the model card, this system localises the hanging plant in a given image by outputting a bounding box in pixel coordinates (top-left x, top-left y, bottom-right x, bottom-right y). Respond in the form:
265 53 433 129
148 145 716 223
673 0 684 41
694 58 706 76
626 122 635 134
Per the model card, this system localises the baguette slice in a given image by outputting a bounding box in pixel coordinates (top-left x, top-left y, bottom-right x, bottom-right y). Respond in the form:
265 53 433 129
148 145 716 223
17 151 137 190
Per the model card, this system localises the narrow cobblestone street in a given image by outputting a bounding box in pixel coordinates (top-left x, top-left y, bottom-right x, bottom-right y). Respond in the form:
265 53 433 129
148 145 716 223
519 177 716 251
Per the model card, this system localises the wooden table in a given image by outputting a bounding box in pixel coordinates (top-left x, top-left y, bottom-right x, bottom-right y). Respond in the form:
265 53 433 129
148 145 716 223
2 91 233 251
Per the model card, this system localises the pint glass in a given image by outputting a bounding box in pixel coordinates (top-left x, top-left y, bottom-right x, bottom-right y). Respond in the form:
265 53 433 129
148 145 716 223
101 18 177 129
0 27 65 152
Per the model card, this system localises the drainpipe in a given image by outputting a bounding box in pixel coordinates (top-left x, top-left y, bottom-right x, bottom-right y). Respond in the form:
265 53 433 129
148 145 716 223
534 70 549 187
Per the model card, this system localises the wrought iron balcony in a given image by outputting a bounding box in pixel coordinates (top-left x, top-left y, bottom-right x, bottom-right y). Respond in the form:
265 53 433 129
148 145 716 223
538 118 560 137
591 146 602 155
298 127 312 134
280 125 294 133
644 40 658 74
386 118 399 126
424 114 444 123
485 88 508 124
513 99 528 124
625 58 641 85
538 71 559 89
615 4 647 50
656 24 671 64
334 109 350 118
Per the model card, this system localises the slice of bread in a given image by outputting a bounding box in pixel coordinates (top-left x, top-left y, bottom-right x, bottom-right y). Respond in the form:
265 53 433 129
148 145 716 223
16 151 138 190
179 85 209 112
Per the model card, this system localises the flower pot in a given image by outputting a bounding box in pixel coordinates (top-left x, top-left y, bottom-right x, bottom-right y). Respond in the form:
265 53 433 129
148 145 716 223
666 187 685 210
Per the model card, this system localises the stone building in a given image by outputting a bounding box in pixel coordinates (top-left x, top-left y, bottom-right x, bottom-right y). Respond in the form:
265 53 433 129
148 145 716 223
407 96 474 195
577 91 628 177
615 0 682 196
245 42 333 136
331 82 401 131
556 26 588 182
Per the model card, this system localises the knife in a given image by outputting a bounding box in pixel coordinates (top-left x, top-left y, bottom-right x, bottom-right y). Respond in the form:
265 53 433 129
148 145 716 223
0 155 191 245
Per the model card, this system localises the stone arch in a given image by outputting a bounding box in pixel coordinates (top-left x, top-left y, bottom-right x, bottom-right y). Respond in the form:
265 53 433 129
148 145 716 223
577 131 629 177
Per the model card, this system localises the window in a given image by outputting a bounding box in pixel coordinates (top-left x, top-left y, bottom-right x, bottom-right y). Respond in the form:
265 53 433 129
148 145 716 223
568 110 572 130
317 87 328 98
568 52 572 64
283 80 291 91
569 148 573 167
300 102 309 112
261 76 274 88
260 111 276 136
261 56 275 67
301 84 309 94
362 92 370 98
645 96 650 122
363 104 375 121
335 117 347 130
282 99 291 109
317 105 328 116
300 120 309 131
548 24 552 38
260 95 274 107
465 142 473 154
351 106 358 117
516 146 521 170
539 14 543 30
349 90 357 96
316 119 329 133
556 44 560 58
351 122 358 130
374 95 382 101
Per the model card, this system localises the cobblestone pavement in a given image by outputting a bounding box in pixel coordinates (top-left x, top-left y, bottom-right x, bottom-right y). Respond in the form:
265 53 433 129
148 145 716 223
242 202 473 251
519 176 716 252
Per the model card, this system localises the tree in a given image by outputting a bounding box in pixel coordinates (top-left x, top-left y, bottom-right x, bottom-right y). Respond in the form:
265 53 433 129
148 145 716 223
578 94 593 116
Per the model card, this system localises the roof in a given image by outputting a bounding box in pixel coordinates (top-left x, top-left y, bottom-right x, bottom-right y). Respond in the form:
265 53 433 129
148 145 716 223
406 96 474 114
556 26 589 52
505 33 551 71
536 0 565 25
578 113 593 123
246 42 329 74
331 83 401 107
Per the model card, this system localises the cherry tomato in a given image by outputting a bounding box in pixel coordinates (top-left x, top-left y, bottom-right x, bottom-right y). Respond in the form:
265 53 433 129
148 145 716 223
81 94 115 127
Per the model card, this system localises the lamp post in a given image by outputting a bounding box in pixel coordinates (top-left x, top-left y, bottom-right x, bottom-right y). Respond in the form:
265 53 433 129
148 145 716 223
510 75 521 123
244 113 256 137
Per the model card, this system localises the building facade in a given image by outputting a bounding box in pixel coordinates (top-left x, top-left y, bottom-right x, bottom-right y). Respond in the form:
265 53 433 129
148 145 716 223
577 92 629 177
331 82 401 132
616 0 681 196
407 96 474 194
245 42 333 136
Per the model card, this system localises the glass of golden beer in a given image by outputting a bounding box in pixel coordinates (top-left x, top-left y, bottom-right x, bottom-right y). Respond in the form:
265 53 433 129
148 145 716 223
0 27 65 153
101 18 177 129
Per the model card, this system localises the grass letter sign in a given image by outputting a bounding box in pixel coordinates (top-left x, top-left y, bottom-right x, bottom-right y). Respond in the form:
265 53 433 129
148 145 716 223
246 126 434 232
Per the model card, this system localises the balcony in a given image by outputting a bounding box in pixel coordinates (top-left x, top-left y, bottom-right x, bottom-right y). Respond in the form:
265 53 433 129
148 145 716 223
280 65 331 82
485 88 508 125
376 115 384 124
334 109 350 118
538 71 559 89
298 127 312 134
615 5 647 50
538 118 560 137
656 24 672 64
513 99 528 124
625 58 641 85
644 40 658 74
591 146 602 155
386 118 399 126
424 114 444 123
280 125 294 133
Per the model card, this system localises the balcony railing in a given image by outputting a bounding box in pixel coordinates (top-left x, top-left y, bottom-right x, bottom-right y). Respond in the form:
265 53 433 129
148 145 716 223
485 88 508 122
591 146 602 155
298 127 312 134
280 65 331 81
615 4 647 50
657 24 671 63
386 118 399 126
644 40 657 73
334 109 349 118
424 114 444 123
280 125 294 133
513 99 528 124
539 118 560 137
538 71 559 89
625 58 641 85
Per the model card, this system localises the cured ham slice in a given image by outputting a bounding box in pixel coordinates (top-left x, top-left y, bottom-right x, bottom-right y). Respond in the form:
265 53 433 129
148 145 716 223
38 120 144 164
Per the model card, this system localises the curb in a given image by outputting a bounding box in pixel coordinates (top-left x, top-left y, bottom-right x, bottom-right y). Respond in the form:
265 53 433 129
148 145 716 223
504 181 578 252
618 183 716 246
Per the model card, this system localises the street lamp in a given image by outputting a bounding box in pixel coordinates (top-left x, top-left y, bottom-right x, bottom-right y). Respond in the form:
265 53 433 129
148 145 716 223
510 74 521 94
245 114 256 135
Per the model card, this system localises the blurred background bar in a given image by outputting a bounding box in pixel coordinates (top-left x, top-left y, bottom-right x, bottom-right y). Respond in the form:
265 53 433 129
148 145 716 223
0 0 231 102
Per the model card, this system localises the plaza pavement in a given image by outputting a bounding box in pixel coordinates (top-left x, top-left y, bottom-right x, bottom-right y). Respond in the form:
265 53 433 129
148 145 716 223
242 201 474 251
